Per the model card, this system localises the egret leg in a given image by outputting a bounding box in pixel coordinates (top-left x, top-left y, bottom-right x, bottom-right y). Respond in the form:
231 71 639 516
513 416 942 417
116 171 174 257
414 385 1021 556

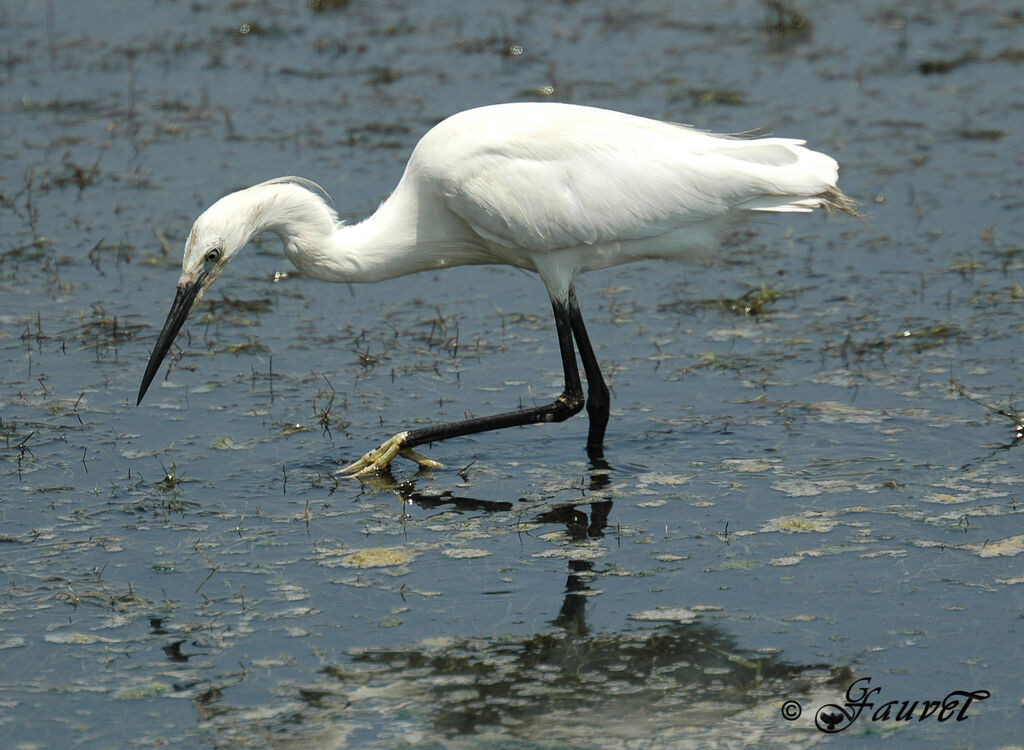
566 287 610 458
337 296 585 477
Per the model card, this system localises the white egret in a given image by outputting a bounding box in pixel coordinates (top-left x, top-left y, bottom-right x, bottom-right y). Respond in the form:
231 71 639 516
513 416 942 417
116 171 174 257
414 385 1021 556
137 102 859 476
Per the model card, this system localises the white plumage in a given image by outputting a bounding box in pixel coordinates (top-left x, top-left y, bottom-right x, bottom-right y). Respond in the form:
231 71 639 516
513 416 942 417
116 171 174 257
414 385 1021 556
139 102 858 475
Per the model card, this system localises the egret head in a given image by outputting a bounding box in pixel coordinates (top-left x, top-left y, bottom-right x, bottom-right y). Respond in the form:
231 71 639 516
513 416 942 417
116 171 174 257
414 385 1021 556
137 178 336 405
136 190 257 406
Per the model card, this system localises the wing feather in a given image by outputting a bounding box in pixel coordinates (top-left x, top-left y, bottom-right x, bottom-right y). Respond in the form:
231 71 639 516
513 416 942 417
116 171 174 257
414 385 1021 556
420 104 844 253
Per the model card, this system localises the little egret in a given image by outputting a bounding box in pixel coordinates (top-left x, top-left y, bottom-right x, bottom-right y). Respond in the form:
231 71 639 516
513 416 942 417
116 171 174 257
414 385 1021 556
137 102 858 476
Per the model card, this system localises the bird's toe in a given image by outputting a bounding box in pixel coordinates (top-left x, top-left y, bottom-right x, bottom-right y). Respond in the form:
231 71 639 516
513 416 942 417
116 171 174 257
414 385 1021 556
337 432 440 477
398 447 443 470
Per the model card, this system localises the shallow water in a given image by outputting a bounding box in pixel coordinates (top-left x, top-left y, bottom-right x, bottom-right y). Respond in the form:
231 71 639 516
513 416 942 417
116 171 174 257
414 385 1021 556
1 1 1022 747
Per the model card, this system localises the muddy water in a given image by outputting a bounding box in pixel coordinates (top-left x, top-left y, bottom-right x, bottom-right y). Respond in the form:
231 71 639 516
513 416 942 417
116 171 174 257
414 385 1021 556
1 1 1021 747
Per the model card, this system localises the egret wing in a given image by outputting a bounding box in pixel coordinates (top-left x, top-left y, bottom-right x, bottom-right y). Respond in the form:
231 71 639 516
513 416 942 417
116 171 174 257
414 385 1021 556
435 108 839 253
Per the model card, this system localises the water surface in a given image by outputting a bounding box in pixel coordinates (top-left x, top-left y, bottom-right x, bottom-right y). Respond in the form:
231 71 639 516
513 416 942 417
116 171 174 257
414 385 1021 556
1 1 1022 747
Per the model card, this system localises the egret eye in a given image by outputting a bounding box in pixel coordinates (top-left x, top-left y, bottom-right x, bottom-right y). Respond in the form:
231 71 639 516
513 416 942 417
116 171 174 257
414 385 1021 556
205 248 222 264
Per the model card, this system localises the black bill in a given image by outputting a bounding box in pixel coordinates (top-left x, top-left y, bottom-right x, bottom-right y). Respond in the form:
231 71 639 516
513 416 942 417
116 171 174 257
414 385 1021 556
137 272 207 405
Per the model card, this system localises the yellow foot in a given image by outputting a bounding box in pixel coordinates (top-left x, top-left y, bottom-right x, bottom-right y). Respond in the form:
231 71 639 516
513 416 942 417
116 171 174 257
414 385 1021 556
336 431 444 478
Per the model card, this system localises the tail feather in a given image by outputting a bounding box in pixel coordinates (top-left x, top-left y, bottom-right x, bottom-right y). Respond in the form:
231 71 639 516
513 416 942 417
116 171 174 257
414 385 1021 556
817 186 863 217
742 186 862 217
709 137 862 218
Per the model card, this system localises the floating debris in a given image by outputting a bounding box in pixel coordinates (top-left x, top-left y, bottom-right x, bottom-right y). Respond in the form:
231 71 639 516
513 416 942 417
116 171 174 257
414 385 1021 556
761 514 838 533
974 535 1024 558
341 547 416 568
628 606 699 623
442 547 491 559
44 632 120 645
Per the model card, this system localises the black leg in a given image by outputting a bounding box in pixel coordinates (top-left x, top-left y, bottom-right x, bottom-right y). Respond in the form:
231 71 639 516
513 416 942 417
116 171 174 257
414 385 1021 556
400 295 585 448
566 287 610 458
338 295 587 475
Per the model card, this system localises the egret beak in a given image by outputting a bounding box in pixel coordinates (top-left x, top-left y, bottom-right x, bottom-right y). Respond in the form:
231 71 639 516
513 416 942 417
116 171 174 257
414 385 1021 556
137 271 208 405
